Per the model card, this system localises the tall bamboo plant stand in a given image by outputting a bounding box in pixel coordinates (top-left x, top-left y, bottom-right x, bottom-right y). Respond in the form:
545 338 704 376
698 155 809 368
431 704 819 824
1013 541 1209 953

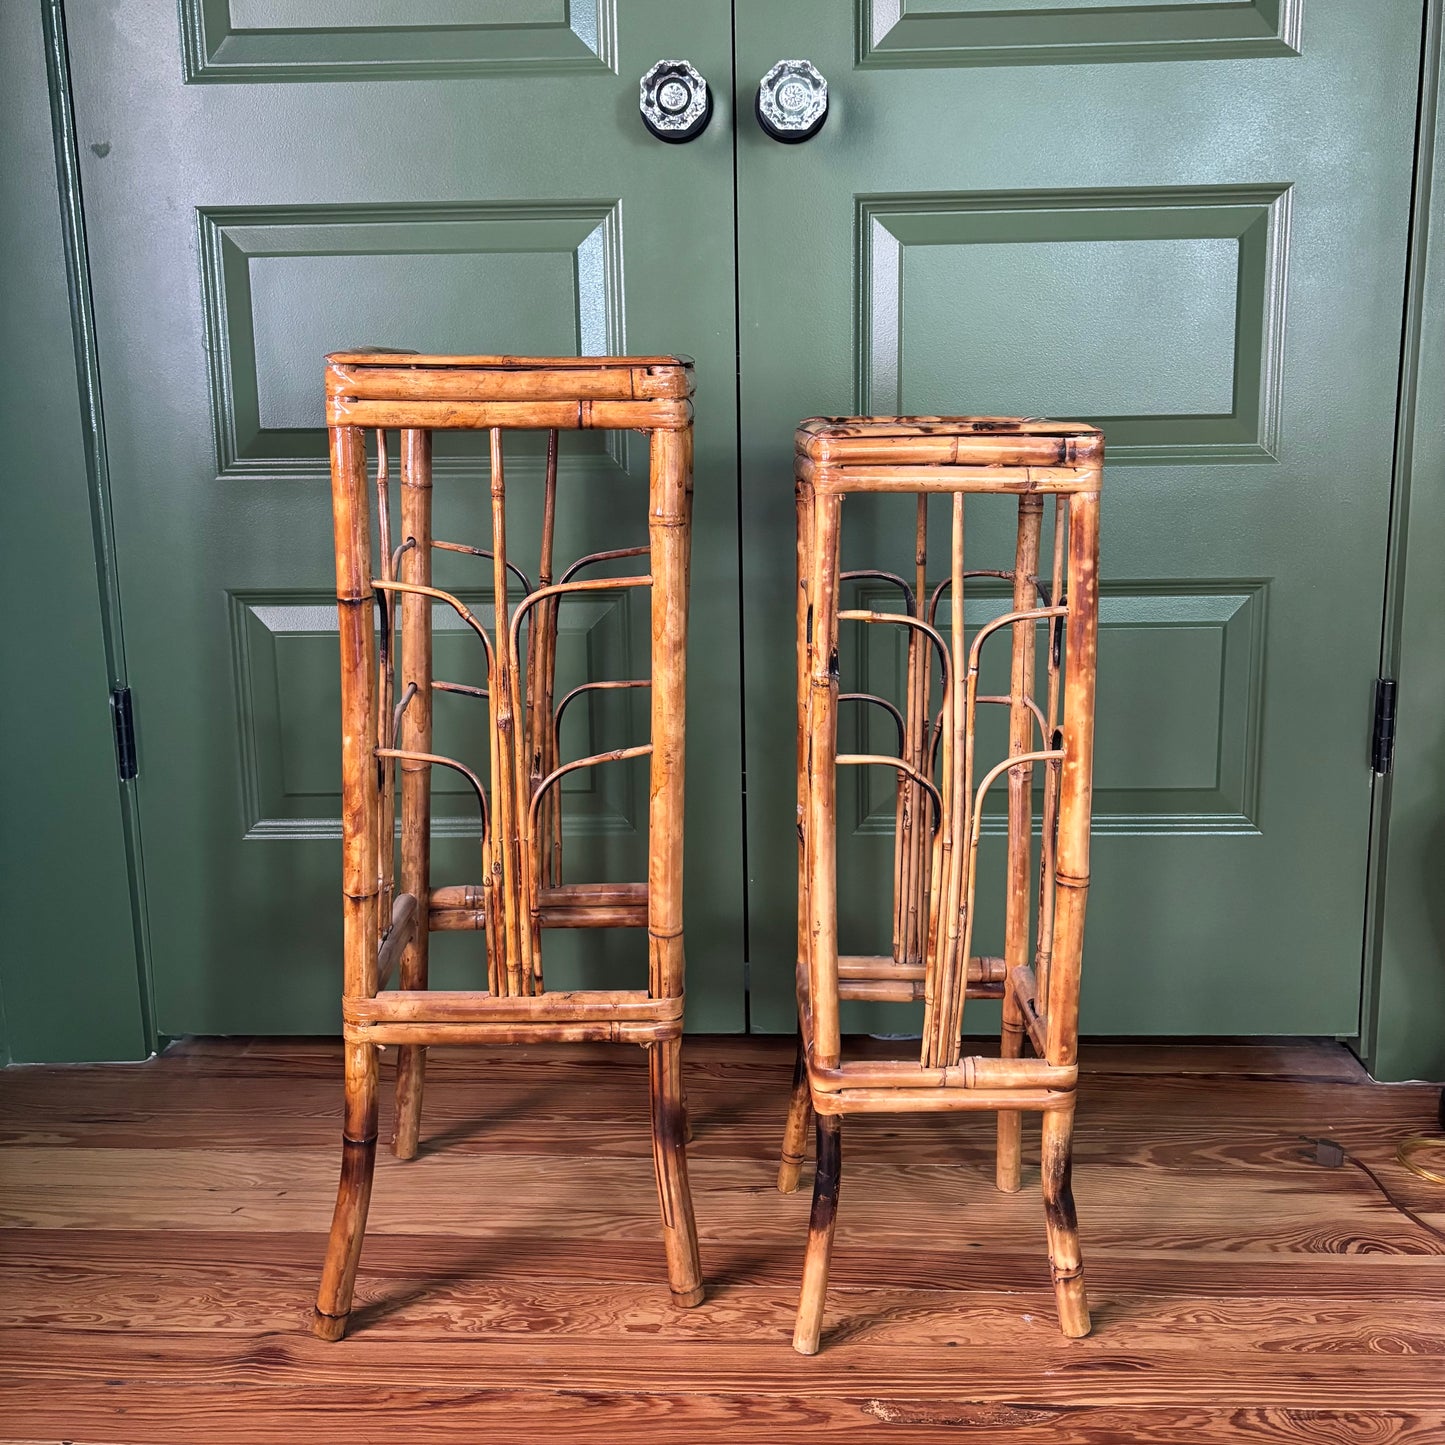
781 416 1103 1354
313 352 703 1341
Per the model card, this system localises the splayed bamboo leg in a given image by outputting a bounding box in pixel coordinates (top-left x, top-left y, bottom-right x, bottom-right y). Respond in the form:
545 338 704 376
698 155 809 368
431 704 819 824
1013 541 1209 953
1040 489 1097 1340
793 1112 842 1355
778 1034 813 1193
649 1036 704 1307
315 422 380 1341
1042 1100 1090 1337
644 426 702 1307
393 428 433 1161
312 1041 379 1340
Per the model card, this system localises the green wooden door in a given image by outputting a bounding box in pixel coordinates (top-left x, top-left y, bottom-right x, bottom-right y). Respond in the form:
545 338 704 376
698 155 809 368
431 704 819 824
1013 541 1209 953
59 0 1424 1044
736 1 1424 1035
62 1 744 1034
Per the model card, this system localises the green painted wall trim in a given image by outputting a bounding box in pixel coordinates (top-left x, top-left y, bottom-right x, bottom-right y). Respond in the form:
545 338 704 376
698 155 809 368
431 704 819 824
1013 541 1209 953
0 0 150 1061
1365 0 1445 1083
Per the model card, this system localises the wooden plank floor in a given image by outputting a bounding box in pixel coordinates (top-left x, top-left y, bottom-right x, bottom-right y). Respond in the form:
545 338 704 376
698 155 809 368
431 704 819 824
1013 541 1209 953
1 1036 1444 1442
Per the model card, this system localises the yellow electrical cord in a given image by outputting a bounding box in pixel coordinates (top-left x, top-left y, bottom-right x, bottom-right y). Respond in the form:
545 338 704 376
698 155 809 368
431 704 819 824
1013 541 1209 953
1397 1135 1445 1186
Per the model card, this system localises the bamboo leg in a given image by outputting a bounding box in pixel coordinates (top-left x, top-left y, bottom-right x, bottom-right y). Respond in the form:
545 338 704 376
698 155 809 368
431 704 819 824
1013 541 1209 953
312 1041 379 1340
315 422 381 1341
1041 1102 1090 1337
643 426 702 1308
649 1037 704 1307
995 1030 1026 1193
1041 490 1096 1339
792 1112 841 1355
778 1034 813 1193
393 428 433 1161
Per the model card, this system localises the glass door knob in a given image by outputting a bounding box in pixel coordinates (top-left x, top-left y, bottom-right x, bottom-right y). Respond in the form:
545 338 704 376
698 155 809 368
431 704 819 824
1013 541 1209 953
756 59 828 143
639 59 712 143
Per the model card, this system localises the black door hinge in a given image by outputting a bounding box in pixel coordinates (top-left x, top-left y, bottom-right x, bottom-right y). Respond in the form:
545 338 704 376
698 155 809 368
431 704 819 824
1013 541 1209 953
1371 678 1397 776
111 686 138 780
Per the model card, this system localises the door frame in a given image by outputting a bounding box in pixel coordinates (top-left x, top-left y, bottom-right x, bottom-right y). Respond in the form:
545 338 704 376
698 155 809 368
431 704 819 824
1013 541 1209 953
1361 0 1445 1082
0 0 151 1063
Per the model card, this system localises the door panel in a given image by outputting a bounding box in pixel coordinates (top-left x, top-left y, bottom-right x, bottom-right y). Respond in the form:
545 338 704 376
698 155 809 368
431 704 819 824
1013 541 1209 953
737 0 1421 1034
66 0 744 1033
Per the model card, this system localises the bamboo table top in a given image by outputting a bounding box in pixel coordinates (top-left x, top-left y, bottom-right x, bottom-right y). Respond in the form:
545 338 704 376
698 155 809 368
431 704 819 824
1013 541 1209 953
325 353 696 414
795 416 1103 491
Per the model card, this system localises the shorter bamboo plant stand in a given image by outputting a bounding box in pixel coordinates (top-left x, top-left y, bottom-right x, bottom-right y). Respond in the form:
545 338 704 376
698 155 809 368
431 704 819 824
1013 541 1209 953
781 416 1104 1354
313 352 703 1340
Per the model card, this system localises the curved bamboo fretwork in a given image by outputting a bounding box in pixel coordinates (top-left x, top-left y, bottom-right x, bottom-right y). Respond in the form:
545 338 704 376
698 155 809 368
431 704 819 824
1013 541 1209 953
432 537 534 595
839 692 906 758
559 543 650 584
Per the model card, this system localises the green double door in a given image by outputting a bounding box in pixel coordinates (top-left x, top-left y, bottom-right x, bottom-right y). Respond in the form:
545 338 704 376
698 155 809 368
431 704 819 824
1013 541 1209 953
64 0 1421 1039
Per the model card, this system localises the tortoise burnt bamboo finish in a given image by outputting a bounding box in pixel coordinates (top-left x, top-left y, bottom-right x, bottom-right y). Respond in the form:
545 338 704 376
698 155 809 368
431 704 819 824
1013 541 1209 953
782 416 1104 1354
314 353 703 1341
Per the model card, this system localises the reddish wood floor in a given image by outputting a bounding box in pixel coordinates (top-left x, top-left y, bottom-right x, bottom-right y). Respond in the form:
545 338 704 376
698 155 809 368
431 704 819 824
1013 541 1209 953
1 1036 1443 1442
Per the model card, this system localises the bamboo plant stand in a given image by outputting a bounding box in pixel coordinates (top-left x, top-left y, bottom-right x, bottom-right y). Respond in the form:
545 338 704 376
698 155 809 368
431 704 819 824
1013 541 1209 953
313 352 703 1341
780 416 1104 1354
